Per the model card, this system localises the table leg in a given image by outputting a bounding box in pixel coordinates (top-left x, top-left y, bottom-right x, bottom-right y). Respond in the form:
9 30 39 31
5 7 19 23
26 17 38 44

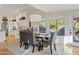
41 39 43 50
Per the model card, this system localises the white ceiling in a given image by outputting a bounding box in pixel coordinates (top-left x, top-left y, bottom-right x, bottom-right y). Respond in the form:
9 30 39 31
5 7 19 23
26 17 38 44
0 4 79 17
0 4 41 17
31 4 79 13
0 4 24 16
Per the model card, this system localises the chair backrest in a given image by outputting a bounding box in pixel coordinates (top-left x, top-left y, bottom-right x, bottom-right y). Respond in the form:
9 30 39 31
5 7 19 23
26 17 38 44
48 32 57 45
24 31 29 43
19 31 25 41
19 31 29 43
52 32 57 44
28 32 34 45
48 32 54 45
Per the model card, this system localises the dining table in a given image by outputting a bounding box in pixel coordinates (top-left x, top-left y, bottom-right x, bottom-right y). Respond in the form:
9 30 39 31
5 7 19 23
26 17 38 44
35 33 50 51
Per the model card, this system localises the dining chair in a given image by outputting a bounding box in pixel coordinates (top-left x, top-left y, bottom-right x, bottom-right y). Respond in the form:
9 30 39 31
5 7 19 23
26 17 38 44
28 32 41 53
19 31 24 47
43 32 57 54
23 31 29 49
19 31 29 49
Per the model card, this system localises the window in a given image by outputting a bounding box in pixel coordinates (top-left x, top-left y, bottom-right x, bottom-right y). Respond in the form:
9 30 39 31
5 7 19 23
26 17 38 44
49 18 65 36
39 20 49 34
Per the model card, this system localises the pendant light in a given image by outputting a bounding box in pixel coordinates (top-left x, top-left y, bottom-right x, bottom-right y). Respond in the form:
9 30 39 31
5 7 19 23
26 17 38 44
2 16 8 21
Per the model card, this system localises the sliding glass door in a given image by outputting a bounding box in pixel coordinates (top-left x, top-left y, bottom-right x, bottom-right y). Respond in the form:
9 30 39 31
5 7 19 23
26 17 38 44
38 18 65 36
49 18 65 36
73 18 79 42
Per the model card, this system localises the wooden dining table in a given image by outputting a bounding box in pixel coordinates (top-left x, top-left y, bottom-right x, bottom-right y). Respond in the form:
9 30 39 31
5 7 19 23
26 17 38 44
35 34 50 51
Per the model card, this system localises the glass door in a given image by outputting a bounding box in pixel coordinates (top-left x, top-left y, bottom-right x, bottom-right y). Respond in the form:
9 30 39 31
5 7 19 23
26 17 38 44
73 18 79 42
49 18 65 36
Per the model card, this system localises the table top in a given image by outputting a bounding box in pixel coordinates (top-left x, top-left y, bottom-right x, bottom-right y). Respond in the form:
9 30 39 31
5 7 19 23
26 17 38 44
35 34 50 41
35 34 50 37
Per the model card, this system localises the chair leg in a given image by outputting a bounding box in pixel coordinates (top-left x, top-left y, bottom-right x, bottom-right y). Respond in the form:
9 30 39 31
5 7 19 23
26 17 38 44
27 45 29 50
24 45 26 49
50 45 52 54
32 45 35 53
54 43 56 50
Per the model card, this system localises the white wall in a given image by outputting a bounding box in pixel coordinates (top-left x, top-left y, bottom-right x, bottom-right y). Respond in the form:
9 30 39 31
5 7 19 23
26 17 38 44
0 31 5 43
8 11 29 38
64 13 73 36
0 19 2 30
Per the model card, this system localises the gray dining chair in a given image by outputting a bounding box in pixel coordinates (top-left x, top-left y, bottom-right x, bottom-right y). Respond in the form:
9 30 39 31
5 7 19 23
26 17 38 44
19 31 24 47
43 32 57 54
19 31 29 49
24 31 29 49
28 32 41 53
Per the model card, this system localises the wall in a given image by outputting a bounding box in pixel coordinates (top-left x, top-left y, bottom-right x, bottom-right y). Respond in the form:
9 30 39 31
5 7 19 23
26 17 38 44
0 19 2 30
7 11 29 38
30 14 42 33
31 22 40 33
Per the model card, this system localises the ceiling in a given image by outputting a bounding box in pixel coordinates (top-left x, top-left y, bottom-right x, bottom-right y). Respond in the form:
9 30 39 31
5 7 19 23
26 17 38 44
0 4 25 16
0 4 79 17
0 4 44 17
31 4 79 14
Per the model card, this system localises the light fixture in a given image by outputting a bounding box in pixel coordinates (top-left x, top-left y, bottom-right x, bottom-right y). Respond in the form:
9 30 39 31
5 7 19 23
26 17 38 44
19 16 26 20
12 19 16 22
